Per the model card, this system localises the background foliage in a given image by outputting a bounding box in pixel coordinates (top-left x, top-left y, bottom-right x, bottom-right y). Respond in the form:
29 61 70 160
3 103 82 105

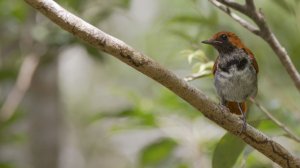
0 0 300 168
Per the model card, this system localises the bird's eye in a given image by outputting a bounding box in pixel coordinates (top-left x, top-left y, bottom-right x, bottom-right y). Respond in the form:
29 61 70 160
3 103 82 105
220 34 228 41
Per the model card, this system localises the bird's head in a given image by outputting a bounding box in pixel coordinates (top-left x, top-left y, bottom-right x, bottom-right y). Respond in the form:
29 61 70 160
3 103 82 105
202 31 244 54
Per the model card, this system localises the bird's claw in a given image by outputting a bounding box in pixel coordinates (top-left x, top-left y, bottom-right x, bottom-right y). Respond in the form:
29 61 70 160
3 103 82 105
238 116 247 135
237 102 247 135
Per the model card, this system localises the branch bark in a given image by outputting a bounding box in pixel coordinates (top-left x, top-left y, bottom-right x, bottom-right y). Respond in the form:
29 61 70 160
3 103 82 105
210 0 300 93
209 0 260 35
249 98 300 143
24 0 300 167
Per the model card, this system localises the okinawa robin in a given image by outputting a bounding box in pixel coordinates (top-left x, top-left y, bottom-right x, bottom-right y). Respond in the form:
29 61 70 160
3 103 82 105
202 31 259 133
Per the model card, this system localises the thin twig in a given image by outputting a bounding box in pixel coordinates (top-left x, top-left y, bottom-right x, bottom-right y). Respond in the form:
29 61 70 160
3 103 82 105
209 0 260 35
217 0 246 12
249 97 300 143
210 0 300 92
0 54 40 121
24 0 300 167
184 71 212 82
245 0 255 10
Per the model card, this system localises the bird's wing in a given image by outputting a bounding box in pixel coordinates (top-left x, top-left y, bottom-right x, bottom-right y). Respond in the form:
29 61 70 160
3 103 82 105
244 47 259 73
212 56 219 75
251 57 259 74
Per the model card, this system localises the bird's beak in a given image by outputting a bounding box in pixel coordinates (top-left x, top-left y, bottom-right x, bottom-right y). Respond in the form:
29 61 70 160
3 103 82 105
201 39 222 45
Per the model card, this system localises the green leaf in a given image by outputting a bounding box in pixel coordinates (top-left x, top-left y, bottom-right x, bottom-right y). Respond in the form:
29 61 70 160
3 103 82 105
192 62 213 73
257 120 279 132
212 121 261 168
212 133 246 168
187 50 208 64
86 108 157 128
139 138 177 168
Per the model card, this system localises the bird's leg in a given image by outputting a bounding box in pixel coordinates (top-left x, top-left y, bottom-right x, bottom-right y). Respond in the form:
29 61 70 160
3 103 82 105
219 98 228 112
238 102 247 134
220 98 227 106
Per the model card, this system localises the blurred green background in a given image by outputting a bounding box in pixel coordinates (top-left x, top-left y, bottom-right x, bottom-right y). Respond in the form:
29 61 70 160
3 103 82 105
0 0 300 168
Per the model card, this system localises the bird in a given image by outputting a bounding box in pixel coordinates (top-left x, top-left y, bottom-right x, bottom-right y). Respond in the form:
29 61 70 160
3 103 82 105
202 31 259 133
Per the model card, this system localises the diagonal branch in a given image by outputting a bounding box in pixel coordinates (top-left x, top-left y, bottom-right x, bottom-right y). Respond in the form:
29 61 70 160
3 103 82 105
24 0 300 167
217 0 246 12
0 54 40 121
211 0 300 93
209 0 260 35
245 0 255 10
184 70 212 82
249 98 300 143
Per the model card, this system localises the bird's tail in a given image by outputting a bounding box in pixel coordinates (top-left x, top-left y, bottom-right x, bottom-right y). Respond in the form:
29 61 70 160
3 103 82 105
226 101 247 115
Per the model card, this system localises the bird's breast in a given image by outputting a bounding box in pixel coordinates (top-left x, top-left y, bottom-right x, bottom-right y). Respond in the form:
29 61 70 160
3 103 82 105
216 57 256 84
214 56 257 102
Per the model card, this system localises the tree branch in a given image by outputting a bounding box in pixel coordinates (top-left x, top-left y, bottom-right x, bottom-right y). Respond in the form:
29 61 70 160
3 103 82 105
245 0 255 10
217 0 246 12
249 98 300 143
211 0 300 93
209 0 260 35
0 54 40 121
24 0 300 167
184 71 212 82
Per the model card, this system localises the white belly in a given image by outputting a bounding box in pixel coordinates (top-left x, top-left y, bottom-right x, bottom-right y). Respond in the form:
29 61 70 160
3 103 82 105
214 66 257 102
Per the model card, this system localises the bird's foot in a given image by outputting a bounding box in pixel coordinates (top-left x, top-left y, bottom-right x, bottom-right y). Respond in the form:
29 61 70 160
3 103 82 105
238 115 247 135
237 102 247 135
219 99 228 111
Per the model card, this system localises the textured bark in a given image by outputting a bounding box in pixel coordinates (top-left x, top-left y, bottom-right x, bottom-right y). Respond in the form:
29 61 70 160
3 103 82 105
24 0 300 167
